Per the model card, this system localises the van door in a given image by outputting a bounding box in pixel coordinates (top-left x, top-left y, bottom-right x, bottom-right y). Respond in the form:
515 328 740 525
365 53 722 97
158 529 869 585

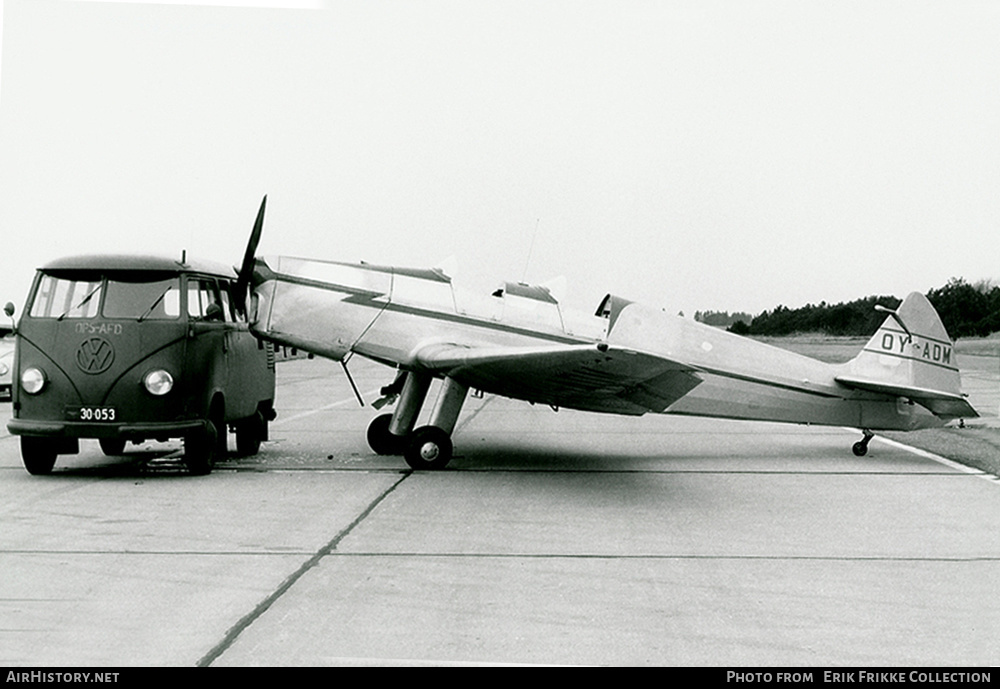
219 278 273 421
185 276 228 418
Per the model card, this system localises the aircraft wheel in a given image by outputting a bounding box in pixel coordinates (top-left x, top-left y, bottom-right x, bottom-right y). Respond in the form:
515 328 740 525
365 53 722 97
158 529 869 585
21 437 58 475
235 411 265 457
367 413 405 455
404 425 453 470
852 441 868 457
184 420 219 475
99 438 127 456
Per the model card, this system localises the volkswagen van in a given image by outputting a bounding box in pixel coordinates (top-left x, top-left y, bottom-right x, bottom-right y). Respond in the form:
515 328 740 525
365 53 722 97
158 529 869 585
0 330 13 399
5 254 276 475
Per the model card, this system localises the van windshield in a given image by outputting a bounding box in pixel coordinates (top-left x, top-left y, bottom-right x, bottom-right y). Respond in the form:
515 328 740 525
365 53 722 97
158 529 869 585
29 273 181 320
30 275 103 319
105 277 181 320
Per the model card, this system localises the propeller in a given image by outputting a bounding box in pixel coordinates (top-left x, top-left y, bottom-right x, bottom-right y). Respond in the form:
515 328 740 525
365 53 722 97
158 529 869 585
235 195 267 317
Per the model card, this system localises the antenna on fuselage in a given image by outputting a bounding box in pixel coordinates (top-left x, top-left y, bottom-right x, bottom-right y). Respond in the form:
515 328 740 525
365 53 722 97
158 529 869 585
520 217 540 283
875 303 912 343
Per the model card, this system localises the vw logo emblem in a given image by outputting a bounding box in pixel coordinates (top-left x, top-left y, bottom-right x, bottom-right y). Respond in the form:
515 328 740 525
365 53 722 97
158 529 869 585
76 337 115 374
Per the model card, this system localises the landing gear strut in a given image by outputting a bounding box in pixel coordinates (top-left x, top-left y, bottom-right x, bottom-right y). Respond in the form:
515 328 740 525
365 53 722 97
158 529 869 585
852 429 874 457
365 372 468 470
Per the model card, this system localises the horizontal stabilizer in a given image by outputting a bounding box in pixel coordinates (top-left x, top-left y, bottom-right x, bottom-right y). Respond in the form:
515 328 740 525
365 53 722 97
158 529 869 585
835 375 978 418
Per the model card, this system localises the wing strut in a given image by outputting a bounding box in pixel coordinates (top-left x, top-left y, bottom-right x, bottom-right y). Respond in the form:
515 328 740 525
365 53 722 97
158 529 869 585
340 355 365 407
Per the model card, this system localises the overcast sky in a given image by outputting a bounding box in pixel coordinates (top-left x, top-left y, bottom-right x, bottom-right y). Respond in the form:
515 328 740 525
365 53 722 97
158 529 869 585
1 0 998 321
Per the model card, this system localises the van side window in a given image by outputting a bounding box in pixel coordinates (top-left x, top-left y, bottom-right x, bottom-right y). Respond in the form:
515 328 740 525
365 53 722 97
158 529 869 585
218 282 236 323
187 278 223 320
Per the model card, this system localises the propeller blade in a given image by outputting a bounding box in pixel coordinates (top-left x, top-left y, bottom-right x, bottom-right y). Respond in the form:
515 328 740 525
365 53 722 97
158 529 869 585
235 195 267 315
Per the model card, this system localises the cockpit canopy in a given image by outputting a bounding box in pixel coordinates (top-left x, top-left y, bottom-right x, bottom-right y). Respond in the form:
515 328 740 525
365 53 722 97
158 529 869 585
492 281 559 304
595 294 634 332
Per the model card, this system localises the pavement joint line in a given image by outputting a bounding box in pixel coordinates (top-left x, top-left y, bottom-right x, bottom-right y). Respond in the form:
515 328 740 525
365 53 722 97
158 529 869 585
0 461 986 479
195 470 412 668
210 466 993 476
5 549 994 563
326 552 1000 562
0 549 317 555
9 466 978 476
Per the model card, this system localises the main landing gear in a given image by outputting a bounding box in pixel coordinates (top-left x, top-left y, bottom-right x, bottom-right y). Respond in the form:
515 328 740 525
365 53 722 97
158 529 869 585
366 372 468 470
852 429 875 457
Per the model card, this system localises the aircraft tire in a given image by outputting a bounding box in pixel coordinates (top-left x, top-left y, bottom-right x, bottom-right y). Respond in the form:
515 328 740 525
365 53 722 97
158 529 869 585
367 413 405 455
852 441 868 457
21 437 58 475
404 425 452 470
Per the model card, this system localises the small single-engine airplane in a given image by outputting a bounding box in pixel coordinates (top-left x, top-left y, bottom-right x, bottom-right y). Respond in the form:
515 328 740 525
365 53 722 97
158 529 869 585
236 197 978 470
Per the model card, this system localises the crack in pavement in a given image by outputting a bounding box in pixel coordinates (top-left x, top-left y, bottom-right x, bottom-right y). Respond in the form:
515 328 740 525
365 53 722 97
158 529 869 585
196 470 412 667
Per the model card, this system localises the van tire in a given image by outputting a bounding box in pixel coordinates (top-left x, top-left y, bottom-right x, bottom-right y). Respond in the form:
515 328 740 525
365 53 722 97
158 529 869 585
184 420 218 475
99 438 126 456
21 437 58 475
235 411 264 457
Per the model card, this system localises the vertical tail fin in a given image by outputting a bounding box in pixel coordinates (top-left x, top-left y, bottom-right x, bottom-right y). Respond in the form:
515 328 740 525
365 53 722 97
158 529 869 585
835 292 977 419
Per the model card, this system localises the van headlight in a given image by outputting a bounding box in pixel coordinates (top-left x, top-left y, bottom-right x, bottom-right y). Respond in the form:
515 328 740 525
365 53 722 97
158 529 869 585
143 369 174 396
21 367 46 394
0 361 9 377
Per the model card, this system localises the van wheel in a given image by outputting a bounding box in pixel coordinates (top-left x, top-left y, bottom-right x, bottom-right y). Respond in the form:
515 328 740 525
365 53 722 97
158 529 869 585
235 411 264 457
184 420 218 475
99 438 126 456
21 437 58 475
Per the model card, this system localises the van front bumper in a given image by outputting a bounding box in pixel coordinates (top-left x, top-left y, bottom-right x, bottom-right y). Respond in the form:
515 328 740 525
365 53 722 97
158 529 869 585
6 418 210 440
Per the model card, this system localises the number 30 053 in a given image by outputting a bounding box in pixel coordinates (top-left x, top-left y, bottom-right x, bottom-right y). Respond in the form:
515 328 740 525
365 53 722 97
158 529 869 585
80 407 116 421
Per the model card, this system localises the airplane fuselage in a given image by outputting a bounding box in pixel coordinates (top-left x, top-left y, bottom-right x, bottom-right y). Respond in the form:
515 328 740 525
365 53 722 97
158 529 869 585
251 256 939 433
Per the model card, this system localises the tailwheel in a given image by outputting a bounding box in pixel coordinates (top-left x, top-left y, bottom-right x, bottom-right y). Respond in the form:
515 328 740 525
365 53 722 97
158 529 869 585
367 413 406 455
852 430 874 457
404 425 453 470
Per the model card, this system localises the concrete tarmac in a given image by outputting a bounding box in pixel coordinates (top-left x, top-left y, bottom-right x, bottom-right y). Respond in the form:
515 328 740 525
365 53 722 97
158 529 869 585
1 358 998 666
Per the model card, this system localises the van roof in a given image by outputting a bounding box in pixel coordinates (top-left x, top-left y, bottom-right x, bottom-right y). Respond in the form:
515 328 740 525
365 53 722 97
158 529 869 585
39 254 237 278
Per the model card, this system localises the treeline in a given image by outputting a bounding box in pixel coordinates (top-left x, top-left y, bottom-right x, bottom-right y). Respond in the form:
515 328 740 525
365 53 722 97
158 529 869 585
698 278 1000 339
693 310 754 328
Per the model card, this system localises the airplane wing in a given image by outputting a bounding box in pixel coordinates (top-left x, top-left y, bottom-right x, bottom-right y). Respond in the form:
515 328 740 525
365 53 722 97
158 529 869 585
413 342 703 415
